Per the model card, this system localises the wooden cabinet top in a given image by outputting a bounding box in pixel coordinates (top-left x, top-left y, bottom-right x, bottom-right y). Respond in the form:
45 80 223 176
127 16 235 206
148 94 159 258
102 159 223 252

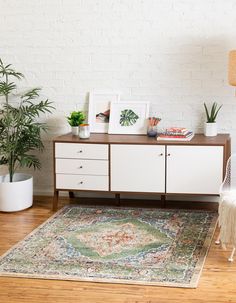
53 133 230 146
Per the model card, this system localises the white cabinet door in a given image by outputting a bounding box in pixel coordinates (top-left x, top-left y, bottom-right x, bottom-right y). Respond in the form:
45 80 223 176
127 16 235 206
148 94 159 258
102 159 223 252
166 146 223 194
111 144 165 192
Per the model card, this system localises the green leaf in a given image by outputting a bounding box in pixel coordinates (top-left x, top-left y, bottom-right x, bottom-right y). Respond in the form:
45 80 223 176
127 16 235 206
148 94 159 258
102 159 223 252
0 81 16 95
120 109 139 126
67 111 86 126
204 102 222 123
204 103 210 122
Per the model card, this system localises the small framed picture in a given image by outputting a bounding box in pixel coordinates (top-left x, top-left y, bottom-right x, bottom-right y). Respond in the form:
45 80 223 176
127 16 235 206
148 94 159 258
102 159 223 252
108 101 150 135
88 92 120 133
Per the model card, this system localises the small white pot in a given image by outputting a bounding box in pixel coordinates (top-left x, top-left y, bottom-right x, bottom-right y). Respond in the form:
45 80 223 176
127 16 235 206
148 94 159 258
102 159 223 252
0 173 33 212
204 122 217 137
71 126 79 136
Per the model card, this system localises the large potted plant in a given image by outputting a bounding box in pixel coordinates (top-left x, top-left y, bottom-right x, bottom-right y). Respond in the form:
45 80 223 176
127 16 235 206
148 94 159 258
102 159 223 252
0 58 53 212
204 102 222 137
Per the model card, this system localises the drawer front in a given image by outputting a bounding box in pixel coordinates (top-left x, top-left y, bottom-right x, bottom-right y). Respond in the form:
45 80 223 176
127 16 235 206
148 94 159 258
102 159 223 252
56 159 108 175
56 174 109 191
55 143 108 160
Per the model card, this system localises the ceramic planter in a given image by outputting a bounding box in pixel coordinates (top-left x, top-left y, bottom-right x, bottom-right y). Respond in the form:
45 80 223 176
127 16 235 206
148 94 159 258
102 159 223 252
0 173 33 212
71 126 79 136
204 122 217 137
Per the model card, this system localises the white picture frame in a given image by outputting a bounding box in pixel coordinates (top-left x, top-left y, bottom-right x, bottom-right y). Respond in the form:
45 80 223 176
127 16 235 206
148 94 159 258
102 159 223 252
88 92 120 133
108 101 150 135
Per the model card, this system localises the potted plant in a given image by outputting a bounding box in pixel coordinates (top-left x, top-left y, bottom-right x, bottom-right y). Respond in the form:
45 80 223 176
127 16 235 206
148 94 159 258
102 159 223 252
67 111 86 135
203 102 222 137
0 58 54 212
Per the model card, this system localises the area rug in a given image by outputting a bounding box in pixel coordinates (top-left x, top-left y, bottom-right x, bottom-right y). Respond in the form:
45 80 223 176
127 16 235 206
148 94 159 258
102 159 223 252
0 206 217 288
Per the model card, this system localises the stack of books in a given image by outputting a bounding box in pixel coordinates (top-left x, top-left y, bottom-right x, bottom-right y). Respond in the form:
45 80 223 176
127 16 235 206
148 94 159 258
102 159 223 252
156 127 194 141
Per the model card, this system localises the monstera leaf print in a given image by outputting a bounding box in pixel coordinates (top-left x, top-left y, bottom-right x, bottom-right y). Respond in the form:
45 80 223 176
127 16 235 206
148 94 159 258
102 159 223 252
119 109 139 126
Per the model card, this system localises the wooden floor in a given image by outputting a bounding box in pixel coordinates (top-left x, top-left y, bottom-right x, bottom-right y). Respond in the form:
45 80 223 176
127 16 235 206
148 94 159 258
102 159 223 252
1 196 236 303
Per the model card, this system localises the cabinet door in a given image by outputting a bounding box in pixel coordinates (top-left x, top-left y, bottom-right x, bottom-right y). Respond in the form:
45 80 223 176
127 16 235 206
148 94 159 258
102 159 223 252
166 146 223 194
111 144 165 192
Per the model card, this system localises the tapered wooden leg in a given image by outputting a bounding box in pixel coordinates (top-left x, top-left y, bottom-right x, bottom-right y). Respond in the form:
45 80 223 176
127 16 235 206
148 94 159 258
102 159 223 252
228 247 235 262
69 191 75 198
53 190 59 211
215 232 221 245
161 195 166 208
215 220 220 244
115 193 121 206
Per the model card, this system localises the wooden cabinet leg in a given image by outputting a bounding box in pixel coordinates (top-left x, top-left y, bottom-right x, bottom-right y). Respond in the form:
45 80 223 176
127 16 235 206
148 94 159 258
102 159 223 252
161 195 166 208
69 191 75 198
115 193 121 206
53 190 59 211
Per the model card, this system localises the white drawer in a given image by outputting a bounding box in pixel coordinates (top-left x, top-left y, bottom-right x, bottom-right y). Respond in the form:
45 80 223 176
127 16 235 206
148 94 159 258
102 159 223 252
56 159 108 175
55 143 108 160
56 174 109 191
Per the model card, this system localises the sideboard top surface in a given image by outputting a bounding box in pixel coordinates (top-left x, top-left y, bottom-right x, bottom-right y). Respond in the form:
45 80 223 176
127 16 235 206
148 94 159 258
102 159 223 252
53 133 230 146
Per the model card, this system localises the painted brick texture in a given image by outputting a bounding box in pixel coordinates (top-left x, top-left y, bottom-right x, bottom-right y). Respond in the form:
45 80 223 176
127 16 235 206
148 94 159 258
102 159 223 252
0 0 236 194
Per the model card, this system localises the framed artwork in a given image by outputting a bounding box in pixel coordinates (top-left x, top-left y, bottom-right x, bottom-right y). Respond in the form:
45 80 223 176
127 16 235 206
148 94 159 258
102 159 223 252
88 92 120 133
108 101 150 135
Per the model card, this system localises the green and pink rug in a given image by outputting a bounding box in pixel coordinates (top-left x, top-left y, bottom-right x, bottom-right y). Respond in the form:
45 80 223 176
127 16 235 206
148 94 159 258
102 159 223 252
0 206 217 288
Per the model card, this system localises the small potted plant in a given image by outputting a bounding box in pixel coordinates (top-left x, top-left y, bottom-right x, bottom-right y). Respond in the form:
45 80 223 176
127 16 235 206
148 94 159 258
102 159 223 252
204 102 222 137
0 58 54 212
67 111 86 136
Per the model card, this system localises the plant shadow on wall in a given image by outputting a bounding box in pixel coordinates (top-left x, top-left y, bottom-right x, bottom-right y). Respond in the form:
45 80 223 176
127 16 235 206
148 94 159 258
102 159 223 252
0 58 54 212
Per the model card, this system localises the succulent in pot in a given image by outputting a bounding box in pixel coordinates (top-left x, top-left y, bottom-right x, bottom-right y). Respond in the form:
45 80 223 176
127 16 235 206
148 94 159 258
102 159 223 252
203 102 222 137
0 58 54 212
67 111 86 136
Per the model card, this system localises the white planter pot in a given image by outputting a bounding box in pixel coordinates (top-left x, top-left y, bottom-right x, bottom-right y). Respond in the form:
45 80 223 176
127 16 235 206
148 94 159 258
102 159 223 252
0 173 33 212
204 122 217 137
71 126 79 136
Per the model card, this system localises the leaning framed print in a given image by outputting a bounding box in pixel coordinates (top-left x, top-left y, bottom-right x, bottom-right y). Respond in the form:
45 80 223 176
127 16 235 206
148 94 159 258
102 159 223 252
88 92 120 133
108 101 150 135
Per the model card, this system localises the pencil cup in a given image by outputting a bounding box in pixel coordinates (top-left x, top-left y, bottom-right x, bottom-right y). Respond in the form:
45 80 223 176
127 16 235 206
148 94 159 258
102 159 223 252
147 125 157 137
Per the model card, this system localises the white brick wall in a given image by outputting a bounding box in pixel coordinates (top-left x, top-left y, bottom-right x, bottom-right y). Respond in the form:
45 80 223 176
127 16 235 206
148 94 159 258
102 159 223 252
1 0 236 195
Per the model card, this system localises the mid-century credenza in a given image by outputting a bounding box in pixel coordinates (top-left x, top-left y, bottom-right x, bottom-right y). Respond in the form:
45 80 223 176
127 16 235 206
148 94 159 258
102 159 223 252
53 133 231 210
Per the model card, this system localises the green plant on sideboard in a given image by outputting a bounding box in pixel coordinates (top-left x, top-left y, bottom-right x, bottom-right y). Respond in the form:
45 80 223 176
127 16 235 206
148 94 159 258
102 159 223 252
67 111 86 127
203 102 222 137
204 102 222 123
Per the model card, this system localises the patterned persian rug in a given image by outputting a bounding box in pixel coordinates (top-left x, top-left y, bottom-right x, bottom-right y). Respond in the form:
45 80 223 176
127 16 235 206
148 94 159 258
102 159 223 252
0 206 217 288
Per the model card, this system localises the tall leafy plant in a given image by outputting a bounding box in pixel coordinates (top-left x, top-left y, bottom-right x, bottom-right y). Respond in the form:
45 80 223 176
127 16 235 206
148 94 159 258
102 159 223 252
0 58 54 182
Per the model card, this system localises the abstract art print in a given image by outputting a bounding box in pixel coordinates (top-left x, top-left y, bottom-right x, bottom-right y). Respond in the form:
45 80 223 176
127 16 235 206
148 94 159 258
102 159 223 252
88 92 120 133
108 101 149 134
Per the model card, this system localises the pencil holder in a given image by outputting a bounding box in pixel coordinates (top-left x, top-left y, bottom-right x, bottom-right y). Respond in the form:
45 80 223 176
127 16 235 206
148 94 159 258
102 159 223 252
147 125 157 137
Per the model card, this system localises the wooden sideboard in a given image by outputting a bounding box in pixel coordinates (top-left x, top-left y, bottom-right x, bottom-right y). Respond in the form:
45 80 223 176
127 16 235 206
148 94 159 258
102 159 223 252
53 133 231 210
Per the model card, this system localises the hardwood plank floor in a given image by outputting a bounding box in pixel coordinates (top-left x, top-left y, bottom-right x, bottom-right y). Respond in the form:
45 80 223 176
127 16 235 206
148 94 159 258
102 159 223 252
0 196 236 303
